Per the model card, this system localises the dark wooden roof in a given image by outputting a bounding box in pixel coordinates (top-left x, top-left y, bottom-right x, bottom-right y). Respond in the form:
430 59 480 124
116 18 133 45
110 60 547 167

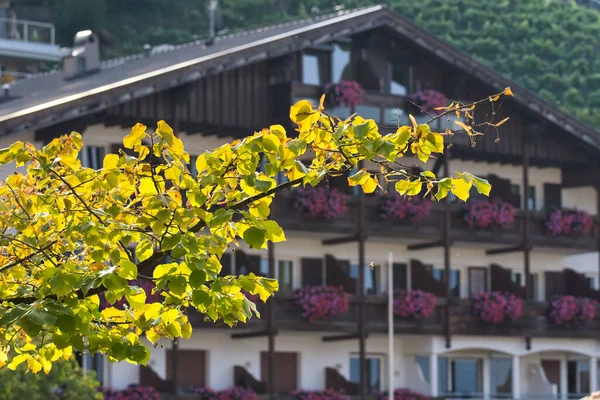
1 4 599 154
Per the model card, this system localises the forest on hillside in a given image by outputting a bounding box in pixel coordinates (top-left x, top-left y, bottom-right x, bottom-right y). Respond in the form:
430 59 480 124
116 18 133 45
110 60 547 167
32 0 600 127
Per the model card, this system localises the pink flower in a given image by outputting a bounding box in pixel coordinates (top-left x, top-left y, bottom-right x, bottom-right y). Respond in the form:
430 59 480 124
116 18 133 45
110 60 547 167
472 291 523 324
393 289 436 320
380 194 432 223
464 199 515 230
546 209 593 236
294 285 350 322
408 90 448 114
324 80 364 109
379 388 430 400
294 187 348 220
549 296 596 325
292 389 346 400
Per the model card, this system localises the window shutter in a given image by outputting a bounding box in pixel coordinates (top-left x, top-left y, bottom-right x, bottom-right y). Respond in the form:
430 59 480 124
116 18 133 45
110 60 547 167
220 252 232 276
325 254 351 291
235 250 261 276
544 271 566 300
393 263 407 290
468 267 488 298
544 183 562 211
301 257 323 286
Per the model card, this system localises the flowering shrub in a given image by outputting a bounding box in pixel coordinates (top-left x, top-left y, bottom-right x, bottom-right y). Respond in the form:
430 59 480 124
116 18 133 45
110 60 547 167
464 199 516 230
99 279 161 310
548 296 597 326
472 291 523 324
192 386 258 400
102 385 160 400
407 90 448 115
324 80 364 108
294 187 348 220
379 388 430 400
291 389 346 400
393 289 436 320
294 285 350 322
379 194 432 223
546 208 594 236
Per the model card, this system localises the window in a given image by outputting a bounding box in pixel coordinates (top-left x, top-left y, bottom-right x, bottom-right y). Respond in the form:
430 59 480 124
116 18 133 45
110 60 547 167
278 260 293 292
389 61 410 96
350 356 382 394
528 186 536 210
514 272 539 299
490 358 512 398
76 352 104 384
512 272 522 286
432 269 461 297
331 44 351 83
190 155 199 177
80 146 105 169
439 358 483 397
568 360 590 396
302 53 326 85
510 184 520 201
416 356 430 383
350 263 378 294
585 276 596 289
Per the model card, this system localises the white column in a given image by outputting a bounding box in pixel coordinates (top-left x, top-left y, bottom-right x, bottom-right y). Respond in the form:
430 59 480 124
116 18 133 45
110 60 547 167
590 357 598 393
430 353 439 397
560 358 568 400
512 355 521 400
483 357 491 400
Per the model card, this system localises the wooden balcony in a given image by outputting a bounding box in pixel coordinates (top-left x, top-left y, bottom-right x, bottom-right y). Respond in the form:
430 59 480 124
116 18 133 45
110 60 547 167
271 191 598 252
189 293 600 340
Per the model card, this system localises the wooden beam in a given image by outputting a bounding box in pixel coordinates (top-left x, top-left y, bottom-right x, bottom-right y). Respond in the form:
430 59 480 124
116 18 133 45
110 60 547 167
407 239 446 251
322 332 364 342
486 245 524 255
231 329 277 339
322 234 362 246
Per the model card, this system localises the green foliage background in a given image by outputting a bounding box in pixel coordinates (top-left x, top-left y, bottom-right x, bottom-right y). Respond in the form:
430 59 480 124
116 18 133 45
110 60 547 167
0 359 102 400
40 0 600 125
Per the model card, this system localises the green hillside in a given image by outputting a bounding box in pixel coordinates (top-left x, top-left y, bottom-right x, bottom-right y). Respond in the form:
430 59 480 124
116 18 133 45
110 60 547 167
44 0 600 126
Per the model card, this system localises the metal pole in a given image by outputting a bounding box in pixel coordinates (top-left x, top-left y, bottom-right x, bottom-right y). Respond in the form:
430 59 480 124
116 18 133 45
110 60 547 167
358 161 367 400
267 242 276 400
387 252 394 399
171 338 178 395
23 22 27 42
522 140 531 299
443 151 452 349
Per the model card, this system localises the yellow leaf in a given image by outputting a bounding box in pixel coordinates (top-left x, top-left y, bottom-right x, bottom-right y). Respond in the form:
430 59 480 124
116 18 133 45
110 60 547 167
8 354 27 370
124 123 147 149
195 154 207 174
146 329 160 344
289 100 319 131
450 178 472 201
103 154 119 170
361 176 378 194
144 303 162 320
495 117 510 127
0 350 7 368
455 120 472 134
62 346 73 361
164 166 181 181
409 114 418 131
156 120 175 146
139 177 158 195
319 94 326 111
40 357 52 374
27 357 42 373
504 87 514 96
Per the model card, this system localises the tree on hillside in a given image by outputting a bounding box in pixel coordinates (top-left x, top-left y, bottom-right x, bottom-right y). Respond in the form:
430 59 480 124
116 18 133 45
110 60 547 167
0 91 511 372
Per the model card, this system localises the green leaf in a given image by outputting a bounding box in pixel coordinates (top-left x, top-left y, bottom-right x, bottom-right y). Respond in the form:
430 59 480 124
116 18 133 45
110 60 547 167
26 308 57 327
435 178 453 201
118 259 138 280
136 239 154 262
56 314 77 334
127 344 150 364
161 234 181 251
48 273 73 297
189 270 206 289
460 172 491 196
169 276 187 295
0 304 29 327
354 122 370 139
420 171 436 179
210 209 234 228
243 227 266 249
263 220 286 242
191 290 211 308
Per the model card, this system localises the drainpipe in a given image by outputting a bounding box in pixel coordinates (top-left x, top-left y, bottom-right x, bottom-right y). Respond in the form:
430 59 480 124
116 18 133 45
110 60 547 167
208 0 218 40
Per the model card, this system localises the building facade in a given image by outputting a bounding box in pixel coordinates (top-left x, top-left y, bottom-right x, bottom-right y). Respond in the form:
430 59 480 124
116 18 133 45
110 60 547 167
0 5 599 400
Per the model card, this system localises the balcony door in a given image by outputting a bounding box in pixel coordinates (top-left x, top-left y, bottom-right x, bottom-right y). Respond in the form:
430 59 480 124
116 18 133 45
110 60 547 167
439 357 483 398
468 267 488 298
261 352 298 393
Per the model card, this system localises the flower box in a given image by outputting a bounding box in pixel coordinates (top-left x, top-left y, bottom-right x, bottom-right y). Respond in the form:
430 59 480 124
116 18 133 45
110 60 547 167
463 199 515 230
379 388 431 400
294 187 348 220
472 291 523 324
294 285 350 322
291 389 346 400
406 90 448 115
548 295 596 326
546 208 594 236
324 80 364 109
393 289 436 320
379 194 432 223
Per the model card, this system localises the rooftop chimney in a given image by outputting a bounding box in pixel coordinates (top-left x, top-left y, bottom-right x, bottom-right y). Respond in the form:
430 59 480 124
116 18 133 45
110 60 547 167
62 30 100 80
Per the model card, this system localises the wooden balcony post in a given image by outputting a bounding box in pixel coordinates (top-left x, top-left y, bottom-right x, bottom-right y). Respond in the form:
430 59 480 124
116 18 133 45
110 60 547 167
522 139 531 300
171 338 178 395
443 151 452 349
267 242 276 400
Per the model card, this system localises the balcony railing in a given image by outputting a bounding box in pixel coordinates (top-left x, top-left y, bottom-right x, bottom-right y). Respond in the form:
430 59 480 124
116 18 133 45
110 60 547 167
0 17 55 45
189 294 600 340
272 190 598 251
